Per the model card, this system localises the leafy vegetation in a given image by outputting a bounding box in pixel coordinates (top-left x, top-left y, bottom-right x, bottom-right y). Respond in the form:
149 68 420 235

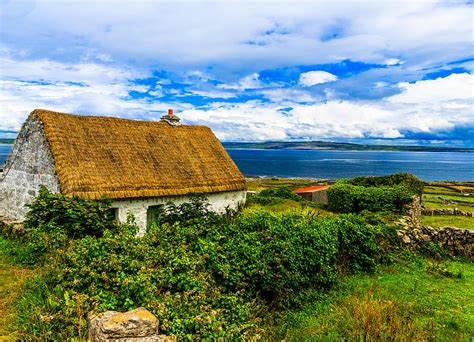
327 173 423 214
1 188 395 339
247 186 304 206
1 177 472 340
269 254 474 340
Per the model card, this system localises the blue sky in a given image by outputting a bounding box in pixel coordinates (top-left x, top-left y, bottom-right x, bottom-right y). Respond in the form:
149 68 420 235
0 0 473 146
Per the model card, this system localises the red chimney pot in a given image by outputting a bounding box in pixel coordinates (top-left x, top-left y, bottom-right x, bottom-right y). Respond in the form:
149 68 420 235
168 109 173 115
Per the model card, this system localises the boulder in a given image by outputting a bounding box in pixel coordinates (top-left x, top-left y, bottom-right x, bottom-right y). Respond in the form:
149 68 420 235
88 307 174 342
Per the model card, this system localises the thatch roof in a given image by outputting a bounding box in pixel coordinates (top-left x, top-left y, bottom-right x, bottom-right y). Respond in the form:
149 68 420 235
30 109 246 199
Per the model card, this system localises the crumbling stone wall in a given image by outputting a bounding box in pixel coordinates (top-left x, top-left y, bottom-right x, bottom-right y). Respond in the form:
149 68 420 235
0 115 60 219
396 195 473 258
397 225 473 259
422 207 474 217
403 195 422 228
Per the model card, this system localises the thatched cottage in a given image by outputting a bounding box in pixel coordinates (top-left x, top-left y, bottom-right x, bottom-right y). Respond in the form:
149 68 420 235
0 109 246 234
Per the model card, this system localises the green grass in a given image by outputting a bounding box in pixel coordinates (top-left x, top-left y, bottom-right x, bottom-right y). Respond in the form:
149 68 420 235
423 200 474 213
0 237 34 339
439 194 474 203
423 193 474 204
421 215 474 229
271 254 474 340
245 199 336 216
424 186 460 196
246 178 323 192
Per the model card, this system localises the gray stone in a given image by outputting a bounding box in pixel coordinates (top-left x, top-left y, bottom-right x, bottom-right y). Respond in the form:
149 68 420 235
88 307 174 342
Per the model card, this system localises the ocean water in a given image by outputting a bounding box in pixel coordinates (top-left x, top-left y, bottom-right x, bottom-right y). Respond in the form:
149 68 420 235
1 144 473 181
226 148 474 181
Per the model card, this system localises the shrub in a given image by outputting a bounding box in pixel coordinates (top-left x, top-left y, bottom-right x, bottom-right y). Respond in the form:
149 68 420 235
212 210 340 302
247 187 303 206
349 173 424 196
336 214 382 272
5 192 394 339
327 173 421 214
24 185 116 239
160 193 222 226
9 186 118 266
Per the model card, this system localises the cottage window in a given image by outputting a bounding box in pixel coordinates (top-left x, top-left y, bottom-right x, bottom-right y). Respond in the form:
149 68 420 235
107 207 119 221
147 204 164 228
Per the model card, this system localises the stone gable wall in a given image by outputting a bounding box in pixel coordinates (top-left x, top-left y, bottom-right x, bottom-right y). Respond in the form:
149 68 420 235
0 115 60 219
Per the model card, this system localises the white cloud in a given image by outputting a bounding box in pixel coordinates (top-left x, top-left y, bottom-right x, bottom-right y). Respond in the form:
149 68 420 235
299 71 338 86
218 73 263 90
179 72 473 141
0 58 189 130
384 58 402 66
389 73 473 104
1 0 471 71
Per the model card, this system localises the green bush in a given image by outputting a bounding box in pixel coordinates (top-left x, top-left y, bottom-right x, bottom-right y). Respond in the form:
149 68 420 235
212 210 340 302
4 192 394 339
160 193 222 226
247 187 303 206
349 173 424 196
327 173 421 214
8 186 118 266
336 214 383 272
24 185 116 238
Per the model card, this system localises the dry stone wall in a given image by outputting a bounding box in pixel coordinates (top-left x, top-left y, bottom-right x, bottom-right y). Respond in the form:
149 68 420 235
422 207 474 217
396 195 473 258
397 225 473 259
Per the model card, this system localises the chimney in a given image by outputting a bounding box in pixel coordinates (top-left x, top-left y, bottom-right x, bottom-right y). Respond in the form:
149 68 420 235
160 108 181 126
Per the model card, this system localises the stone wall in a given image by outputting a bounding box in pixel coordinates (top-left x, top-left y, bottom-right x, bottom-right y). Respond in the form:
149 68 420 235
422 207 474 217
397 225 473 259
403 195 422 228
0 115 60 220
112 190 247 235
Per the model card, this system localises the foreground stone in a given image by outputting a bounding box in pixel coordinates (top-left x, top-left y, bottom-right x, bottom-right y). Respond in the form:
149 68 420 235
88 307 174 342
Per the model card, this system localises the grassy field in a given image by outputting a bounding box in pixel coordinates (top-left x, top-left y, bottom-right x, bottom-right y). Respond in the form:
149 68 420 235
422 215 474 229
0 239 33 339
422 200 474 213
246 177 325 192
275 254 474 340
422 182 474 229
423 193 474 205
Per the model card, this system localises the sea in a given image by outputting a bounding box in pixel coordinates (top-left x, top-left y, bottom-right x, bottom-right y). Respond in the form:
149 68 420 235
1 144 473 181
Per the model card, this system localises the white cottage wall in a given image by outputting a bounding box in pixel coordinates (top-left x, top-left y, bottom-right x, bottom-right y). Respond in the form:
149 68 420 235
0 115 60 219
112 190 247 235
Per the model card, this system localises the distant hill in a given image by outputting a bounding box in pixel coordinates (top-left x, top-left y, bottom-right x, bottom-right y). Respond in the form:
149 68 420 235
222 141 474 153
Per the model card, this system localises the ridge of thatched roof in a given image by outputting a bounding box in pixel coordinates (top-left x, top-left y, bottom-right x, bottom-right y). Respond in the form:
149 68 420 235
30 109 246 199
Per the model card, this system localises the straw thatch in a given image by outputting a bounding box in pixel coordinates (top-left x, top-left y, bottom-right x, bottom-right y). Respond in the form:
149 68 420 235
31 109 246 200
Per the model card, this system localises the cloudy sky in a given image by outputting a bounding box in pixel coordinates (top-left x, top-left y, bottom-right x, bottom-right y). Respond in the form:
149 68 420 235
0 0 473 146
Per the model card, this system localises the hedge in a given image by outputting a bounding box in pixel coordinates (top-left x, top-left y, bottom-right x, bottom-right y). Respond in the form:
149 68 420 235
327 173 423 213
